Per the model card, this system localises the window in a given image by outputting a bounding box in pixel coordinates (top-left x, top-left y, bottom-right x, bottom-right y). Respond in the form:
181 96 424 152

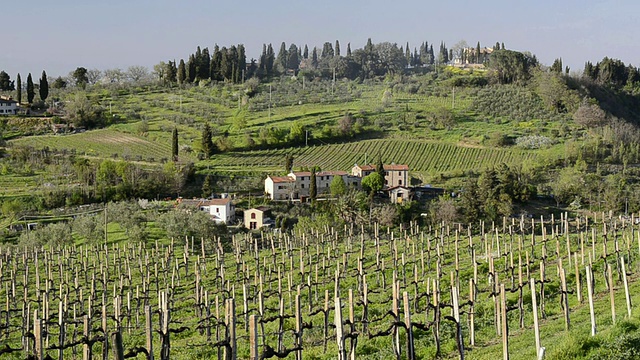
251 213 256 219
250 222 257 229
278 185 283 189
301 184 305 188
385 171 389 176
398 192 403 198
385 180 388 185
398 171 402 176
216 207 220 213
398 180 402 185
326 183 329 187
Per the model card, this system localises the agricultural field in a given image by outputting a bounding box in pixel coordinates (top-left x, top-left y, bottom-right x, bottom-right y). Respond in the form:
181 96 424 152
1 214 640 359
202 139 543 176
10 129 177 164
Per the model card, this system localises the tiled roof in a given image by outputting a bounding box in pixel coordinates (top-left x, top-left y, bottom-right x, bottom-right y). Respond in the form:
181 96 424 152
201 198 232 206
356 164 409 171
269 176 294 183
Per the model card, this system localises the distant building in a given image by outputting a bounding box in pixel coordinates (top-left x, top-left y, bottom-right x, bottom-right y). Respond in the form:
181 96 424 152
244 206 273 230
387 186 413 203
264 176 295 200
351 164 409 188
0 96 19 115
177 197 235 224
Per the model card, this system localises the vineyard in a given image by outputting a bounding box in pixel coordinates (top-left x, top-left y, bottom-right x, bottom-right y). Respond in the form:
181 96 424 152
1 213 640 359
204 139 541 175
10 129 176 163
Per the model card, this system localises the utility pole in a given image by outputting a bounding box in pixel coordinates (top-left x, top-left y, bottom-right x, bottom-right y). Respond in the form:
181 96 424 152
305 130 308 147
452 87 455 109
269 84 272 121
332 68 336 95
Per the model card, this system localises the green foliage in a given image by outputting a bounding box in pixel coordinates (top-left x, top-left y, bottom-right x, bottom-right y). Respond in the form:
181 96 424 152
26 73 34 104
18 221 72 247
73 214 103 244
486 49 537 84
361 172 384 193
330 175 347 197
39 70 49 102
0 71 14 91
172 127 179 161
72 67 89 88
160 208 224 244
201 123 215 158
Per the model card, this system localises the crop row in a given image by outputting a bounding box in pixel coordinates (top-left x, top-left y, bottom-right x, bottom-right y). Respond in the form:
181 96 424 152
210 139 538 173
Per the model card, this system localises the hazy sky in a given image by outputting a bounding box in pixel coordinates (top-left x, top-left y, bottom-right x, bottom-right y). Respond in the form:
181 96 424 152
3 0 638 78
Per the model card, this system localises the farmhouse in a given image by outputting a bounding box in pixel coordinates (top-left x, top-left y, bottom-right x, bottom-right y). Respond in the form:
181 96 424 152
177 197 236 224
244 206 273 230
264 164 407 200
0 96 19 115
265 175 295 200
387 186 413 204
351 164 409 188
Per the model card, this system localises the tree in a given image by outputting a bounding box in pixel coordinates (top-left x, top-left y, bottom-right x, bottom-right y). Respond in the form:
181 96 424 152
338 112 354 136
52 76 67 89
486 49 537 84
285 154 294 173
550 58 563 73
72 67 89 88
202 175 213 198
201 123 215 157
330 175 347 197
310 170 317 200
375 155 385 180
177 59 186 85
335 40 341 57
0 71 14 91
127 66 149 83
362 172 384 194
15 74 21 104
172 127 179 161
573 100 607 128
39 70 48 102
26 73 34 104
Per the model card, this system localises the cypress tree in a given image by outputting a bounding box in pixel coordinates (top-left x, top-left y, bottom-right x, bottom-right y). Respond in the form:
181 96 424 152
166 60 177 83
237 44 246 82
172 127 179 161
476 42 481 63
201 123 215 157
311 48 319 68
202 175 213 198
346 43 352 57
187 54 196 83
39 71 48 102
303 45 309 59
178 59 186 84
16 74 21 104
26 73 34 104
376 155 385 180
335 40 341 57
310 169 317 200
276 42 288 72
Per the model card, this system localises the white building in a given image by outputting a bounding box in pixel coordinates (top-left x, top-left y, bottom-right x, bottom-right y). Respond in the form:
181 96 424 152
0 97 18 115
198 198 235 224
265 175 295 200
178 197 235 224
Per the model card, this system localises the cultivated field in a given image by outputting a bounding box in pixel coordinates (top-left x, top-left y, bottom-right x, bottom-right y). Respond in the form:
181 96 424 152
1 214 640 359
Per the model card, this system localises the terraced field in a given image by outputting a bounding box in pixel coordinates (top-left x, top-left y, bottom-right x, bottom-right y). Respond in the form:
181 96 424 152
204 139 540 174
10 129 174 162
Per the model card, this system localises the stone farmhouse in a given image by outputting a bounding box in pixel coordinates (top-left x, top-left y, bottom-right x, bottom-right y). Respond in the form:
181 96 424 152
244 206 274 230
264 164 409 200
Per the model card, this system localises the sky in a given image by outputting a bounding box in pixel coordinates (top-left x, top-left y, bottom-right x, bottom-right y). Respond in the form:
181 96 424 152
3 0 638 78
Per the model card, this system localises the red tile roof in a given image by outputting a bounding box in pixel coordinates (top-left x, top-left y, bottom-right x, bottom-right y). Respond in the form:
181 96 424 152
356 164 409 171
269 176 294 183
201 198 232 206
